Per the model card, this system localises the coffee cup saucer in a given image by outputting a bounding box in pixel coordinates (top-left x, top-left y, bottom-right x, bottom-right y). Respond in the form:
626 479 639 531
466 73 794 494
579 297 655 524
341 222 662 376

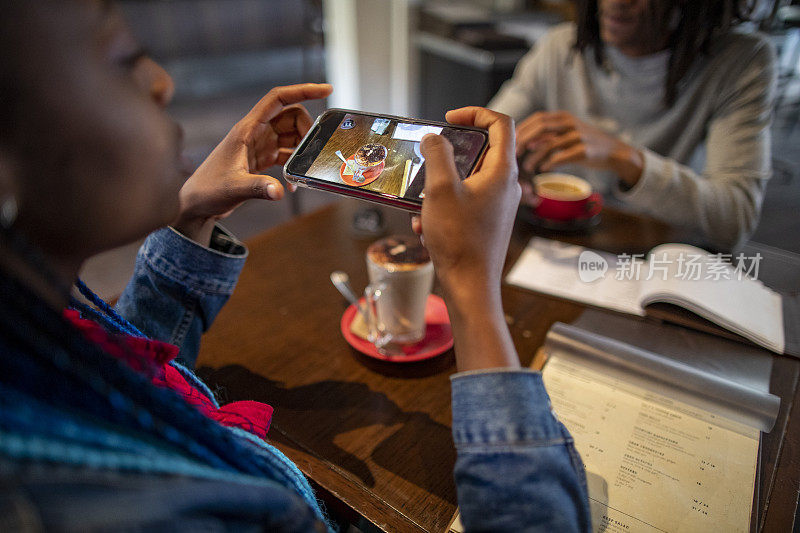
518 207 601 233
340 295 453 362
339 155 385 187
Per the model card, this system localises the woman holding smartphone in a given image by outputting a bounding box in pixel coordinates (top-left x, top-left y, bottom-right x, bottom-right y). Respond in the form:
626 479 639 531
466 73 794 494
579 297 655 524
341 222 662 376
0 1 589 530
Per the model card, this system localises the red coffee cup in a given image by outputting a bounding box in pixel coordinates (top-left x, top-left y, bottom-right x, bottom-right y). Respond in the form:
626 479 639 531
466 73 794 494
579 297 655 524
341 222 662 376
532 173 602 222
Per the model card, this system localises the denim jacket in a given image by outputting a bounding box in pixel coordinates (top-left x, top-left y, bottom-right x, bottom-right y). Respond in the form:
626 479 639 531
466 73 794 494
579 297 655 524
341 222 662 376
2 226 590 531
115 226 248 367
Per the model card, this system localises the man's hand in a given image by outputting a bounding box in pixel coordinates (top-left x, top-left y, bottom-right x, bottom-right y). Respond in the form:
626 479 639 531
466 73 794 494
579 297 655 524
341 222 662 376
516 110 643 187
415 107 521 371
173 83 332 244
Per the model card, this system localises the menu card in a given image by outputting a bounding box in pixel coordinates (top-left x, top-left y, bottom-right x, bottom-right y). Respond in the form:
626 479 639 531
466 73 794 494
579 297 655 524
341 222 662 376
542 324 778 533
449 323 780 533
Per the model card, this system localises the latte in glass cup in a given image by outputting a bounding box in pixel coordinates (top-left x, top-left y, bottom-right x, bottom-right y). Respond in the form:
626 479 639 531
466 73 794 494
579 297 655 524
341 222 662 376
365 235 433 346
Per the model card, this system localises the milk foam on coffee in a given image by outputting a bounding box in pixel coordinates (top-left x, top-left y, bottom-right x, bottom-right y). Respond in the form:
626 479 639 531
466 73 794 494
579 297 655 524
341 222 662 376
367 236 430 272
355 143 387 167
539 182 582 194
534 173 592 201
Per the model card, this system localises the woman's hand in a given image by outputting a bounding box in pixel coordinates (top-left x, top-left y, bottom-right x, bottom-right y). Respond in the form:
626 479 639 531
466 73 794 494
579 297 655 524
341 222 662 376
414 107 521 371
418 107 521 300
515 110 643 187
173 83 332 244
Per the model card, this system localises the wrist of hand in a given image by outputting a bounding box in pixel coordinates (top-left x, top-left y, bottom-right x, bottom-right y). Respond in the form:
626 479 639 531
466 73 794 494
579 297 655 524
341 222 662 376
439 275 502 317
440 282 520 370
171 215 216 247
611 144 644 187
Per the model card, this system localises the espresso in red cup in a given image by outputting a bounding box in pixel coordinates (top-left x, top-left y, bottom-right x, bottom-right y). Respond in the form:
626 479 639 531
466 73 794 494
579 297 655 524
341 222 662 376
532 173 602 221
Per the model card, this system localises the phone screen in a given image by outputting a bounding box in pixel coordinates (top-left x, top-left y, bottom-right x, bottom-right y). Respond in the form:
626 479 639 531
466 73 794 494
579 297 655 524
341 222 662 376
286 111 487 203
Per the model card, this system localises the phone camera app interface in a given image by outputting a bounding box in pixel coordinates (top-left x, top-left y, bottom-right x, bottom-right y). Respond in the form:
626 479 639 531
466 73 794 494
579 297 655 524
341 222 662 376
305 114 484 200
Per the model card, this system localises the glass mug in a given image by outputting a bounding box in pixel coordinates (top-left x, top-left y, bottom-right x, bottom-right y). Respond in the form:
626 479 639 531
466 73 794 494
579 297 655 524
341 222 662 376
363 235 434 352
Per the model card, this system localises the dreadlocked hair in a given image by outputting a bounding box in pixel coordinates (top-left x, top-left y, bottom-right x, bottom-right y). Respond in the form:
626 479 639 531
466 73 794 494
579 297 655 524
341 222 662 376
574 0 763 106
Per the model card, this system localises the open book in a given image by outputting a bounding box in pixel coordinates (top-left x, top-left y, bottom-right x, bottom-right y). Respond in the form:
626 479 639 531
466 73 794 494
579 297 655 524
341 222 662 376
449 322 780 533
505 238 798 356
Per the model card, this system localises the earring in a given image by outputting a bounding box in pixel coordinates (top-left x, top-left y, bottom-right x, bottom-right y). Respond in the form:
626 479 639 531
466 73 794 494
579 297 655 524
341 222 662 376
0 196 17 229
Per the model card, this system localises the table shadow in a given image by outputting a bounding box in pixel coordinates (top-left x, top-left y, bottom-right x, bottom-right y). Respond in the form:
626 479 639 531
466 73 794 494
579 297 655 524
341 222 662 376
197 364 456 502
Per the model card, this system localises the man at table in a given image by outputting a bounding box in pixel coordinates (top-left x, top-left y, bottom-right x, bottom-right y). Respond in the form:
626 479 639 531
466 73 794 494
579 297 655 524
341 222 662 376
489 0 776 251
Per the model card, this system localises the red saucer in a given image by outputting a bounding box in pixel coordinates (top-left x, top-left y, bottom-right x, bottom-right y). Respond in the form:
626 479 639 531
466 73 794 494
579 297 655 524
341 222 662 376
340 155 385 187
340 295 453 362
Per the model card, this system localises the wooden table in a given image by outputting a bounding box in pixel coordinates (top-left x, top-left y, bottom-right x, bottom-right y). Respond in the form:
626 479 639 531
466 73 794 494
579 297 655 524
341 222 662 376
196 200 800 532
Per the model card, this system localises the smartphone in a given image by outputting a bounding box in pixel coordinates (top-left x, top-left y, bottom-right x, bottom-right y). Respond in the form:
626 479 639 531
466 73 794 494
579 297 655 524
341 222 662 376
283 109 489 212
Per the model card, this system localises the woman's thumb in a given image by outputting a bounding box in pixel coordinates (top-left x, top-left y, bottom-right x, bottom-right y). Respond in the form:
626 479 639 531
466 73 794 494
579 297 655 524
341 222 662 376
239 175 285 201
420 134 459 196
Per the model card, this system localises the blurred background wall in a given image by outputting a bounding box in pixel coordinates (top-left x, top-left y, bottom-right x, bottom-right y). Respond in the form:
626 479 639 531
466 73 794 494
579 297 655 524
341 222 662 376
82 0 800 298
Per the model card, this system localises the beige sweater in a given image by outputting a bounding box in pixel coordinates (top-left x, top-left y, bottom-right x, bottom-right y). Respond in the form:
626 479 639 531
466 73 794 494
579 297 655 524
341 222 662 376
489 23 776 251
